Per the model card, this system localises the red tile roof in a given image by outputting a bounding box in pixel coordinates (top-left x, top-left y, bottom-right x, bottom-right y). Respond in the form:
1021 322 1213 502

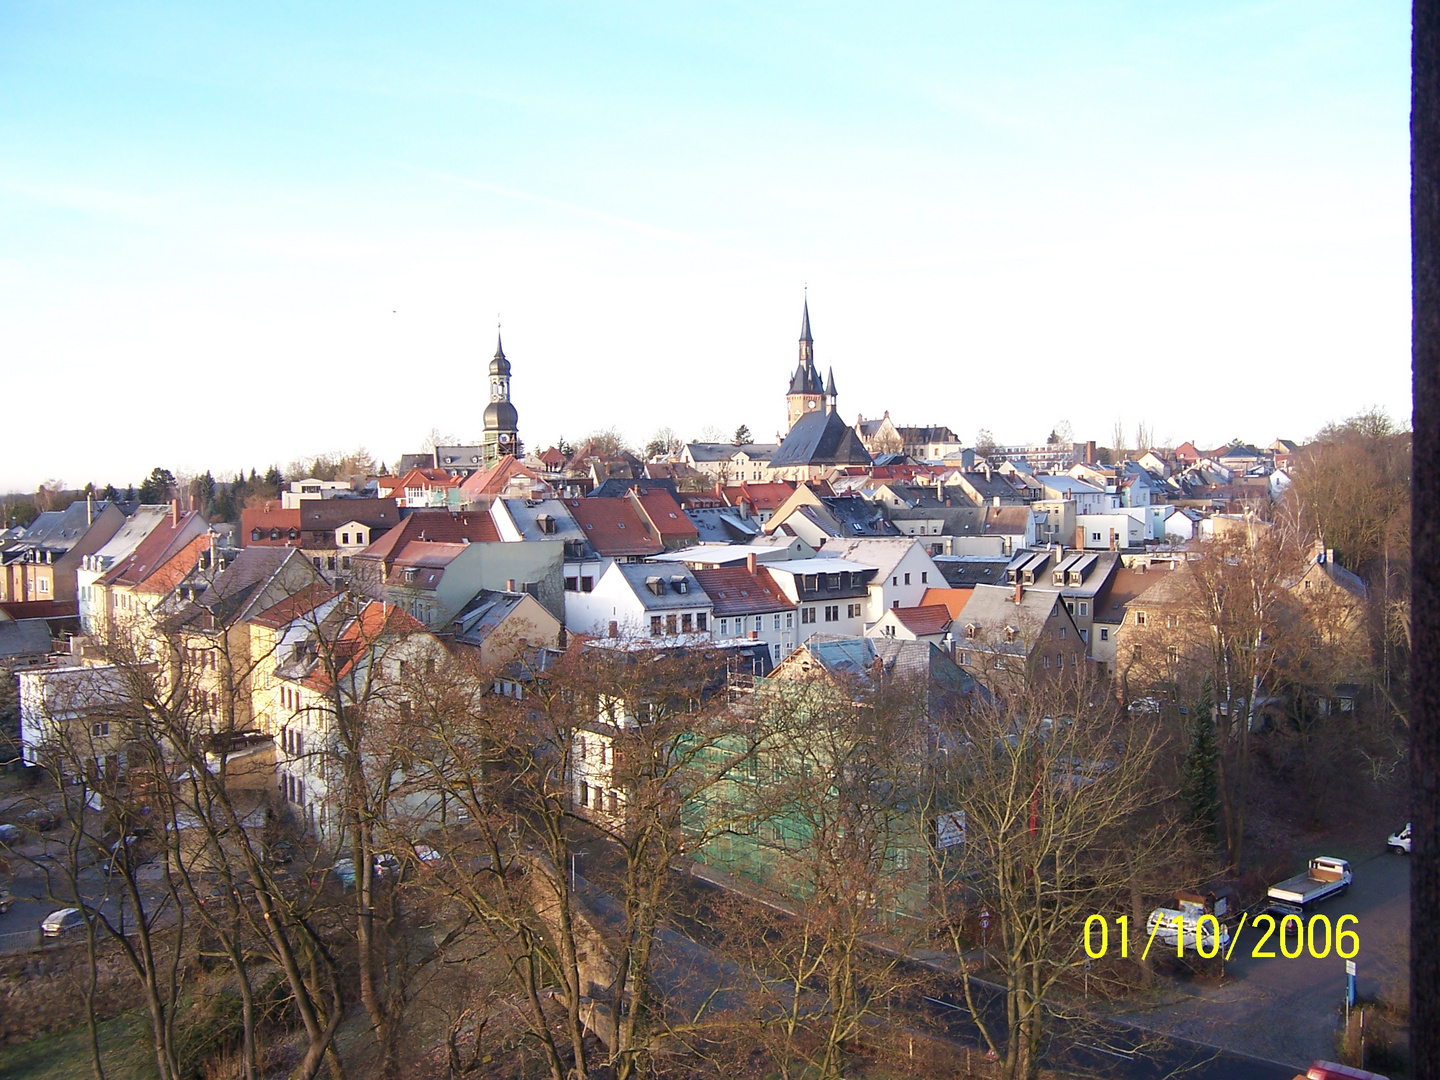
241 506 303 547
566 497 663 557
692 566 794 617
889 604 953 637
302 600 429 691
630 488 698 545
460 456 541 497
720 482 798 511
378 468 462 496
248 583 342 630
99 511 207 592
920 587 974 620
358 510 500 568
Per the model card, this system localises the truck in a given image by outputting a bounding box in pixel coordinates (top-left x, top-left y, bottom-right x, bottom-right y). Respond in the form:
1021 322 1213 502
1266 856 1351 916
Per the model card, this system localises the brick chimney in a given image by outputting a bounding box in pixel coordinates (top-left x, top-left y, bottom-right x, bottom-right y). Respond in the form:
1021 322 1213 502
1014 582 1023 604
746 553 758 574
171 499 179 527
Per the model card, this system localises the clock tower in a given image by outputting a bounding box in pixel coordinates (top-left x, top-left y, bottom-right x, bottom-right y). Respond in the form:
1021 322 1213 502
786 296 826 431
482 332 520 466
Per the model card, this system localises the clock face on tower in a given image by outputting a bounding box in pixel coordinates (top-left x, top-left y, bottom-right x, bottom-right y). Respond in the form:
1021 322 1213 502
807 399 818 410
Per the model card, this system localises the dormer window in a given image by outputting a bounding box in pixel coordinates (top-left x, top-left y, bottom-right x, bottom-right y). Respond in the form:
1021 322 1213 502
646 576 666 596
1004 625 1018 642
287 528 299 540
965 624 977 639
251 528 262 542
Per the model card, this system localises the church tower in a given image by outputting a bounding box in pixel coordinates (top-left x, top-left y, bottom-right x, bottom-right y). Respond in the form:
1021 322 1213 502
482 332 520 466
786 296 826 431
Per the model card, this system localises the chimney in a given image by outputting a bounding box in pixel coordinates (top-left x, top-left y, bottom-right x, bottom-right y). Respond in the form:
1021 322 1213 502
1014 582 1023 604
1326 548 1335 565
171 499 179 527
746 553 758 574
86 493 94 525
506 578 517 593
608 620 619 638
1085 440 1097 465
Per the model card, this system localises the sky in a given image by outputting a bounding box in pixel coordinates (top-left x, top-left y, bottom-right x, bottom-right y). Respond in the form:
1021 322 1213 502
0 1 1413 492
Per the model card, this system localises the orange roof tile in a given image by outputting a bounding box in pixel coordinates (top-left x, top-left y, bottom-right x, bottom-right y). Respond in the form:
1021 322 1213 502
889 604 953 637
565 497 663 557
920 587 974 620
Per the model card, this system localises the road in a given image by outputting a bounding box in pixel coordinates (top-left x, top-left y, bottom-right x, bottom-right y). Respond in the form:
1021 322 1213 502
0 831 172 953
1113 847 1410 1068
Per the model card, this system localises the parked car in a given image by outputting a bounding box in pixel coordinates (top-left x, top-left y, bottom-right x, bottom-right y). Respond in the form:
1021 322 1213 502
0 823 24 845
1387 823 1411 854
40 908 86 936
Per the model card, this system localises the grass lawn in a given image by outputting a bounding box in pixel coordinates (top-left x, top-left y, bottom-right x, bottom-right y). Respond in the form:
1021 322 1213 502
0 1012 157 1080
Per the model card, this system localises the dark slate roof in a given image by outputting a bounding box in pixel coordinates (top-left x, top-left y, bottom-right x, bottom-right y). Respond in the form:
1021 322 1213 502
589 476 679 499
17 501 118 553
0 618 53 661
770 409 874 469
934 555 1012 587
789 357 825 395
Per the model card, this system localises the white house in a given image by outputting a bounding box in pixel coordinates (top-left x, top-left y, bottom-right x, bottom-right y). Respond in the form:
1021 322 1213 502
564 562 713 640
816 537 947 626
762 558 877 646
1076 514 1147 551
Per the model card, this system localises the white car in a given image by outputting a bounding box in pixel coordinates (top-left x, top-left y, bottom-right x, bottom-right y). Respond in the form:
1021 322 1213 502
1146 907 1231 954
40 907 86 936
1388 823 1411 854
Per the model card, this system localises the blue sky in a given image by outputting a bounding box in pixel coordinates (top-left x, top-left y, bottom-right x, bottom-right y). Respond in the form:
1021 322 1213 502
0 1 1411 490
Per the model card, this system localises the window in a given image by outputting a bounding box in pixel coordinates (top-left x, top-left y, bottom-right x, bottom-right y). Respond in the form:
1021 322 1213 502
921 571 928 583
565 576 578 591
1092 532 1102 542
892 576 899 586
1100 627 1109 641
426 657 436 675
666 614 678 635
295 732 303 757
785 612 793 629
1079 602 1088 616
1042 655 1050 668
341 556 351 570
824 605 839 622
1132 645 1143 660
1057 654 1064 668
251 528 261 542
1059 626 1066 638
719 618 728 636
1168 646 1179 663
848 603 862 618
326 556 336 571
341 532 350 545
1134 611 1147 627
959 652 971 665
696 613 707 631
399 700 412 721
681 613 693 633
91 722 110 737
904 572 911 585
1066 602 1074 614
773 613 781 630
581 576 593 592
651 616 663 636
579 781 590 808
802 607 816 624
313 557 322 568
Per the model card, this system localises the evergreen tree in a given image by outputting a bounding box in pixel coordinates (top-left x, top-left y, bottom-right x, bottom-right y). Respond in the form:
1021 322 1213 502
263 465 283 494
124 484 136 502
211 484 236 523
101 483 118 502
1181 688 1219 841
733 424 754 446
137 467 176 503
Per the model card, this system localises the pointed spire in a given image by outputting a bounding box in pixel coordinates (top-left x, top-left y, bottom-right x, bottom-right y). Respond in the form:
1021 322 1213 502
494 323 505 361
825 366 837 398
799 293 813 344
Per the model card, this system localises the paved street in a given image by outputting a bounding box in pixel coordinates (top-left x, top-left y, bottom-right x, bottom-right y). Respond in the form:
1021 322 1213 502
1113 848 1410 1069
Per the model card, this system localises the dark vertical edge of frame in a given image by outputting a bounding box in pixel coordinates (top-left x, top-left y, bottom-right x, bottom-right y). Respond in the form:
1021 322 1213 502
1414 2 1440 1076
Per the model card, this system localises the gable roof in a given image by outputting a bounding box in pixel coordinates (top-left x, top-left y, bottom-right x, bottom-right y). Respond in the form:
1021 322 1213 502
248 583 342 630
630 488 699 545
460 455 543 497
566 497 664 557
887 604 953 636
609 563 711 610
98 510 209 592
358 510 500 567
817 537 926 579
920 587 974 620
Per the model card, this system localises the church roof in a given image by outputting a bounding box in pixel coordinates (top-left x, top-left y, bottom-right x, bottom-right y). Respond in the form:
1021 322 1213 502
770 409 874 469
789 358 824 395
